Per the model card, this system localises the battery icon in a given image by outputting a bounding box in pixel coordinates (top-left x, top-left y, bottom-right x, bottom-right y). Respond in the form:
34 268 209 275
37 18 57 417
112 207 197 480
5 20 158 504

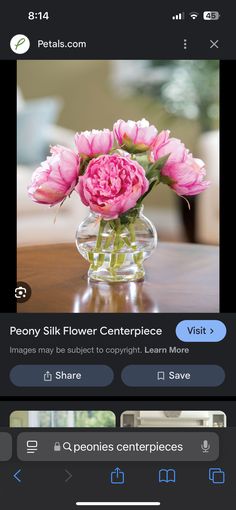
203 11 220 20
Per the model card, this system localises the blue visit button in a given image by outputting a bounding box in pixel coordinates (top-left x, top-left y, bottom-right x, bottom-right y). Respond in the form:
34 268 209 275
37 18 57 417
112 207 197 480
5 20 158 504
176 320 226 342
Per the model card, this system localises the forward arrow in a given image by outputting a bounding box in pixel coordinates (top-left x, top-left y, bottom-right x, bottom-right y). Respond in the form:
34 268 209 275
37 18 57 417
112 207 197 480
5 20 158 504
65 469 72 483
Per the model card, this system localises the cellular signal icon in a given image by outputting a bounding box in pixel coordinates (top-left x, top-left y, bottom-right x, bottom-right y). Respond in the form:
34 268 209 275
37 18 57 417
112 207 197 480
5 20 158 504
172 12 185 21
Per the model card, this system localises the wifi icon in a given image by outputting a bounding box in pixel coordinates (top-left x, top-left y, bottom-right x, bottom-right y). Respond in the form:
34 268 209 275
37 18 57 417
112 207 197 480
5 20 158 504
189 12 199 20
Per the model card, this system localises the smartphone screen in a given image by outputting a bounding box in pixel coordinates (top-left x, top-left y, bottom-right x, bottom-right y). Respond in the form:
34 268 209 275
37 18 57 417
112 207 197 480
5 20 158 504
0 2 235 508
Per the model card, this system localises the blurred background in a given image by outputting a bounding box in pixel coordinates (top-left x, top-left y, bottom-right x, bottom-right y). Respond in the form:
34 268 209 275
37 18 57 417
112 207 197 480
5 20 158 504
17 60 219 246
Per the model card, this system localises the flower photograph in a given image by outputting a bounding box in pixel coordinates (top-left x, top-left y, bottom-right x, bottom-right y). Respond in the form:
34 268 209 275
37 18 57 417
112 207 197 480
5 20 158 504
17 60 219 313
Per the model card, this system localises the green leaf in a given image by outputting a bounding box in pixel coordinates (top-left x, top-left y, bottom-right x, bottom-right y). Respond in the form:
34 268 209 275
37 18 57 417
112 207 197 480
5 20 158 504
119 135 151 155
134 154 150 171
159 174 174 186
146 153 170 180
137 179 159 204
146 167 161 182
79 159 90 176
119 206 141 225
108 220 116 230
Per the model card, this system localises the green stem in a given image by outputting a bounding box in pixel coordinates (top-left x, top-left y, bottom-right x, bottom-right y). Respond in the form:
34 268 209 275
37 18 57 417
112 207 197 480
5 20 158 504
95 232 114 269
109 221 126 275
90 219 106 270
90 216 145 278
104 234 113 249
128 223 137 250
114 227 122 250
134 251 144 266
128 221 144 267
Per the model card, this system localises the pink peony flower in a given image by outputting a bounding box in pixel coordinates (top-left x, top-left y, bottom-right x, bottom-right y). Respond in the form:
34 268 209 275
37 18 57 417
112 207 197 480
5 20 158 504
113 118 158 152
76 154 149 219
28 145 80 205
151 130 188 164
161 156 210 196
152 130 210 196
75 129 114 157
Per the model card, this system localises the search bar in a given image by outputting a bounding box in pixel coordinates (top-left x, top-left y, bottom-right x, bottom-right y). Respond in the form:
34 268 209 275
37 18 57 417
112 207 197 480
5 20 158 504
17 431 219 462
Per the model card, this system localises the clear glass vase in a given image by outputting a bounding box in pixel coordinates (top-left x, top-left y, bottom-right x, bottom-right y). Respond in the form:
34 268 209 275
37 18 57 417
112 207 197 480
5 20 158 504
75 206 157 283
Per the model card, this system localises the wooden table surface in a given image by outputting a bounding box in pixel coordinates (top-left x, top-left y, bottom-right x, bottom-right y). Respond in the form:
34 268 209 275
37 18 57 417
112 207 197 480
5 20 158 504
17 242 219 313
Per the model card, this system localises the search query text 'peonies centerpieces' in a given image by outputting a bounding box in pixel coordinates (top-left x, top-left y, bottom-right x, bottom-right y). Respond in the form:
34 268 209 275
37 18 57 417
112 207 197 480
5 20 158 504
28 119 210 283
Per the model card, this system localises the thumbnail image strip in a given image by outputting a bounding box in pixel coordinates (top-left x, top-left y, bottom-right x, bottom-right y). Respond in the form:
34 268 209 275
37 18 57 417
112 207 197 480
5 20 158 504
10 410 116 428
120 411 226 428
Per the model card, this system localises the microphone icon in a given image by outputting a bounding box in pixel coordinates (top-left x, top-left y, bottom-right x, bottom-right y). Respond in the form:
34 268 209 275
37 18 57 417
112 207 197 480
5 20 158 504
201 440 211 453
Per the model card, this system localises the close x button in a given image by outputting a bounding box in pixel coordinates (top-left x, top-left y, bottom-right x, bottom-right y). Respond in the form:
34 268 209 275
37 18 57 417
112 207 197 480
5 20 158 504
210 39 219 48
121 365 225 387
10 365 114 387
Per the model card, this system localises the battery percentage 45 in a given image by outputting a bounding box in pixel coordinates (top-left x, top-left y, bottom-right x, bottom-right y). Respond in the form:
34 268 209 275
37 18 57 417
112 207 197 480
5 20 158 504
203 11 220 20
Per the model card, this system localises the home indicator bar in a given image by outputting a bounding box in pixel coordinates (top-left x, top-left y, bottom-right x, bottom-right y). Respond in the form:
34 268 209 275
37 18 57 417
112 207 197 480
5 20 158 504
76 503 161 507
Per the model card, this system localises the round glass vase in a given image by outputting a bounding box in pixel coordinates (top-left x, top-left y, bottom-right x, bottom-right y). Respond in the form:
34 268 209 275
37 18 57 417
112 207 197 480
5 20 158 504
75 206 157 283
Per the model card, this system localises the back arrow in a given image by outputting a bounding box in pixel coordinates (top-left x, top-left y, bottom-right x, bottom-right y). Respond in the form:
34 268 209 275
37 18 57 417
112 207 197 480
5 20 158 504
13 469 22 483
65 470 72 483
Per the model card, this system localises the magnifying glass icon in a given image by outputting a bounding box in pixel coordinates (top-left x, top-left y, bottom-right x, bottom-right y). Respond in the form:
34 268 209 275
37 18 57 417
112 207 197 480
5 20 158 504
63 442 72 452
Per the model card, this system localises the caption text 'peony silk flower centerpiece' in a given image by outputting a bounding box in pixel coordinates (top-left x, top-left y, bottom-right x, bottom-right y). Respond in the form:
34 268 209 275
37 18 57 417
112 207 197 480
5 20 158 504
28 119 210 283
